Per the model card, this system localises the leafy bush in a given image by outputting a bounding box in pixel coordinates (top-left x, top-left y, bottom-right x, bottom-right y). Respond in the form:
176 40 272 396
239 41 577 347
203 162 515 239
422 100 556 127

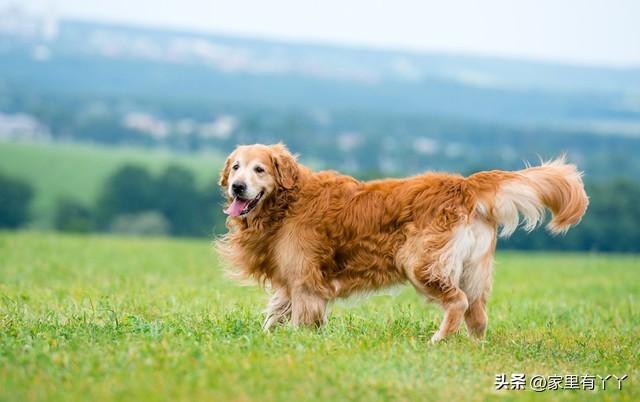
54 199 94 232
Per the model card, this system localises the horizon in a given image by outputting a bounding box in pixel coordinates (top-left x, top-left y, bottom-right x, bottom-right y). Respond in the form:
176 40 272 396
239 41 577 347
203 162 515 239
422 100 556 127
7 0 640 68
53 16 640 71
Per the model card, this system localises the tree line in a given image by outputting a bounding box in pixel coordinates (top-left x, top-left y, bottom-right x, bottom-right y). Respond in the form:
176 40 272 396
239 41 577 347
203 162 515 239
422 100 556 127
1 168 639 252
1 166 226 238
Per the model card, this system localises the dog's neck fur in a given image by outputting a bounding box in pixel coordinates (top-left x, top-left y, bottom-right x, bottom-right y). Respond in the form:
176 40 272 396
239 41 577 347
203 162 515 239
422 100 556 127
219 181 301 285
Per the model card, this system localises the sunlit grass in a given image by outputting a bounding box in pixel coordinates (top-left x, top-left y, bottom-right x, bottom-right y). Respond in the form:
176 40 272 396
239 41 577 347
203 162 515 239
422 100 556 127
0 231 638 401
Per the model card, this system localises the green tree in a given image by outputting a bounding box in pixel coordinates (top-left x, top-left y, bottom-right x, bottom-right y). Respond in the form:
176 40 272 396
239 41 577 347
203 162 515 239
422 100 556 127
156 165 206 236
95 165 158 228
0 173 33 228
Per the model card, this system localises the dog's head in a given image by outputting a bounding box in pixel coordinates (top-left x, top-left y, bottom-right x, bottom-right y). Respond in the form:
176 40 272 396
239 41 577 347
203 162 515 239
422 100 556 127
219 143 298 218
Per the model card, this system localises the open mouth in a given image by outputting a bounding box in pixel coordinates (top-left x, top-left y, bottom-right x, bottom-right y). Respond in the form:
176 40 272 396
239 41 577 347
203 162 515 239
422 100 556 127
223 191 264 217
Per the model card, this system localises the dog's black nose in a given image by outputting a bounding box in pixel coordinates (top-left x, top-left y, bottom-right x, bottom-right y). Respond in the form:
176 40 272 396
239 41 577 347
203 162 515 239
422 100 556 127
231 182 246 196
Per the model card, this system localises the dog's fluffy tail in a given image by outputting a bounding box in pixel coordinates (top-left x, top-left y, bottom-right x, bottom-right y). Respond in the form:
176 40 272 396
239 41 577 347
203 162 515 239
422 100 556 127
467 157 589 237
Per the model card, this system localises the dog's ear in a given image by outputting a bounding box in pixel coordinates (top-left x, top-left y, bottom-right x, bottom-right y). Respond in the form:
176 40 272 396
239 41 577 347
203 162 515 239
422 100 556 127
270 144 298 190
218 154 233 189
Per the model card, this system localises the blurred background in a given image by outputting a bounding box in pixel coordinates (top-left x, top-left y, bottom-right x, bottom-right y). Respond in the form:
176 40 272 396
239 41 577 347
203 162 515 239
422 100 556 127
0 0 639 251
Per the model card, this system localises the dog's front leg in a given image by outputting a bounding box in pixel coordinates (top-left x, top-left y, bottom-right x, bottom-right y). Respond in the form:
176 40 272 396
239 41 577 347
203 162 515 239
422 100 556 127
290 287 327 328
263 287 292 331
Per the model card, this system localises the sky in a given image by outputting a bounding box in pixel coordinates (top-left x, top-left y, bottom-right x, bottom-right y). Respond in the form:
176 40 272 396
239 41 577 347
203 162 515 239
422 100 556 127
7 0 640 67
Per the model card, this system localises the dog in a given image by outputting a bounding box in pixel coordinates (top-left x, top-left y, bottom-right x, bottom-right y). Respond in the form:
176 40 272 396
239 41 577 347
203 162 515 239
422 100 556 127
215 143 588 342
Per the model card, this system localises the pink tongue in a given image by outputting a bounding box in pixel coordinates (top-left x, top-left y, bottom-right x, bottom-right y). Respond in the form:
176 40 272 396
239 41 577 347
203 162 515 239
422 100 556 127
224 198 250 217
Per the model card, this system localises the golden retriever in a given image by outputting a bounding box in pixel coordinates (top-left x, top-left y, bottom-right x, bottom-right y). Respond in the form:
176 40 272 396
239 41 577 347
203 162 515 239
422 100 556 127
216 143 588 342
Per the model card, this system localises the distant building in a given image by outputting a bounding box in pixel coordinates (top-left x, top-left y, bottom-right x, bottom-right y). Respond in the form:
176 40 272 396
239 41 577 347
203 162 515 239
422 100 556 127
0 113 50 142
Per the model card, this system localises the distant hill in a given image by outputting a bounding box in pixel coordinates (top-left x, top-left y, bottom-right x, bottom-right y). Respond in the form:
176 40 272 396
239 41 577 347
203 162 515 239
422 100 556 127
0 13 639 130
2 10 640 179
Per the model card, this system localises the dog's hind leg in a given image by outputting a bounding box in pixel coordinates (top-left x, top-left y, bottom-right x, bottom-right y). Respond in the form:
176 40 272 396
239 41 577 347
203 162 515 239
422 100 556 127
407 258 470 343
464 296 487 339
416 276 469 343
460 220 496 339
401 227 473 343
461 260 492 339
263 287 292 331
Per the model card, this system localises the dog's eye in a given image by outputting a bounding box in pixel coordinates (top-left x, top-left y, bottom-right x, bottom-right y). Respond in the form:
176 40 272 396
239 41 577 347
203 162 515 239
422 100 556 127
232 163 239 170
254 166 264 173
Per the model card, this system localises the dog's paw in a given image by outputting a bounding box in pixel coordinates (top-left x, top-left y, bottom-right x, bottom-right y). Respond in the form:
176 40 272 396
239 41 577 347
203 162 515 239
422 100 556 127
262 316 277 332
429 332 444 344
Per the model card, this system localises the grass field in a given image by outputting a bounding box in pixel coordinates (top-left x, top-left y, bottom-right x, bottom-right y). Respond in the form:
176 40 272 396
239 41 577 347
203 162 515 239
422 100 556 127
0 142 222 228
0 231 638 401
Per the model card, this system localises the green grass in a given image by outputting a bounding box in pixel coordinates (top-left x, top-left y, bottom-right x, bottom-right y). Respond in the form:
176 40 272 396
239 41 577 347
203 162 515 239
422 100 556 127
0 142 222 228
0 231 638 401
